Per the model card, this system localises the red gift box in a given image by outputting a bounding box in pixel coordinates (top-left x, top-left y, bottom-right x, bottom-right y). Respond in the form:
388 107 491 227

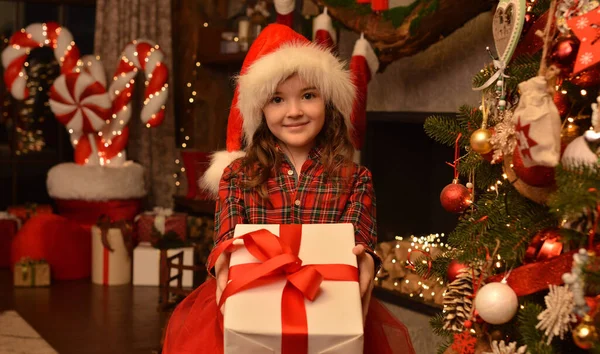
7 204 52 223
135 209 188 247
0 214 19 268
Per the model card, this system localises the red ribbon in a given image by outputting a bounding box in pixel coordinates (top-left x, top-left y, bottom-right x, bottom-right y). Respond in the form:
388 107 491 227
207 225 359 354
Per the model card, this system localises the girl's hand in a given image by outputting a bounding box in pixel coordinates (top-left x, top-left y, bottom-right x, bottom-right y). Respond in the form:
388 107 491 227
215 251 231 314
352 244 375 324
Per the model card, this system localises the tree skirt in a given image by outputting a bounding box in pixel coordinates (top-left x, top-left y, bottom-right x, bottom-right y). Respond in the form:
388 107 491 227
0 311 57 354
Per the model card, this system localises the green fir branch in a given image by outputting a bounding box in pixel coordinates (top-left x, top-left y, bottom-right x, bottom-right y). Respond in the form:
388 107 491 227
409 0 440 34
383 2 419 28
416 252 457 281
471 53 540 95
518 303 556 354
549 164 600 222
457 105 483 142
424 114 465 147
430 312 453 338
436 339 452 354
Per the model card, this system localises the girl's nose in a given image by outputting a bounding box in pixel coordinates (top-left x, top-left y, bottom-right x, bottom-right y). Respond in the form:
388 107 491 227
286 100 303 118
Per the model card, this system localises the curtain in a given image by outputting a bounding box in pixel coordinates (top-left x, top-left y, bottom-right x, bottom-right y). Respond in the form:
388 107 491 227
94 0 176 208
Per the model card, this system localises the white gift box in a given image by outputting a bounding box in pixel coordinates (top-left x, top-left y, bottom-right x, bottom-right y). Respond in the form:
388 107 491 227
91 225 132 286
224 223 363 354
132 242 194 287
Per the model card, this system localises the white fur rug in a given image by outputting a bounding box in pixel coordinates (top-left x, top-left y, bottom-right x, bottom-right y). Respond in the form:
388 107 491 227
0 311 57 354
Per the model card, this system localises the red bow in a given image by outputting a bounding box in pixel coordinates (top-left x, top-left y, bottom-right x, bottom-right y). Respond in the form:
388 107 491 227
207 225 359 354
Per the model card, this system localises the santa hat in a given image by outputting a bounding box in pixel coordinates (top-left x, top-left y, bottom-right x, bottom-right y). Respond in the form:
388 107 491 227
200 24 356 197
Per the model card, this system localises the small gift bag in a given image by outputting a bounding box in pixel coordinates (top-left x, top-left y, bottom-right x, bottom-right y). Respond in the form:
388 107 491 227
512 75 562 167
14 258 51 287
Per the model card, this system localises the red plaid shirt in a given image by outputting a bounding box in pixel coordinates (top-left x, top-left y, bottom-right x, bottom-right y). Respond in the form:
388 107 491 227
214 147 378 257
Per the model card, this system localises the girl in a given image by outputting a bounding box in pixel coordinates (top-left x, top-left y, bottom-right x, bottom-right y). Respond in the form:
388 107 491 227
163 24 414 354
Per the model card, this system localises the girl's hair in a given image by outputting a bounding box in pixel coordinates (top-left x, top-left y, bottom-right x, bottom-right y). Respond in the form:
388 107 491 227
238 103 355 198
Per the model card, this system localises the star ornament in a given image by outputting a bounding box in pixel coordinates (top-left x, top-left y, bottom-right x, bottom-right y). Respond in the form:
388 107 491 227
514 116 538 161
568 9 600 74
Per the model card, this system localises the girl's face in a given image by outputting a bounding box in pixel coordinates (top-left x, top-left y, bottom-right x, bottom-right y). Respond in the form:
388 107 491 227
262 74 325 154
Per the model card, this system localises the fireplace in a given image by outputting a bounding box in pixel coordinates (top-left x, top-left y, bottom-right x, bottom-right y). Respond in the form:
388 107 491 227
362 112 459 242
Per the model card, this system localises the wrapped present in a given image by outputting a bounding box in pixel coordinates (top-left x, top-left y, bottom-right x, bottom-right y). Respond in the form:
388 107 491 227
91 216 134 286
132 243 194 287
209 223 363 354
0 212 20 268
7 204 52 223
135 207 187 248
14 258 50 287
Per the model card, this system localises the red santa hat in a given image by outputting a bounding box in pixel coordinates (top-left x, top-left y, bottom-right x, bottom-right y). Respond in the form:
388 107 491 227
200 24 356 197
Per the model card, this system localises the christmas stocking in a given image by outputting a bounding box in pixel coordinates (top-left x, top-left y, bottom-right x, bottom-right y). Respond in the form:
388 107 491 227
513 76 561 167
274 0 295 28
350 34 379 163
313 7 336 50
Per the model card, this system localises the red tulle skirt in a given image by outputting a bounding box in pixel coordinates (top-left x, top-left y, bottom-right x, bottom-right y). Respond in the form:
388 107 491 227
163 279 415 354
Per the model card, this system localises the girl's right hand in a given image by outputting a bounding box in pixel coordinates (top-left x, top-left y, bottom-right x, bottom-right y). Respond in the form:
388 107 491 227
215 251 231 314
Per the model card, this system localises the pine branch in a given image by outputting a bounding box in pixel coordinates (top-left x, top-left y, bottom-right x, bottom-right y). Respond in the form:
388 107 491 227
436 340 452 354
424 114 466 147
518 303 556 354
457 105 482 144
549 164 600 222
471 53 541 95
417 252 457 281
430 312 454 338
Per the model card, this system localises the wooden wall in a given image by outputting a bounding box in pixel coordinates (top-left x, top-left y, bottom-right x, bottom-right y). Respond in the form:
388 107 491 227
171 0 241 153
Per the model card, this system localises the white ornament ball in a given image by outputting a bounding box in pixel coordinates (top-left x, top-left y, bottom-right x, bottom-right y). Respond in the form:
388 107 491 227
475 282 518 324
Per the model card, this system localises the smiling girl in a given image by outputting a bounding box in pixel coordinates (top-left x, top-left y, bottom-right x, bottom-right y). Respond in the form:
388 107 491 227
163 24 414 354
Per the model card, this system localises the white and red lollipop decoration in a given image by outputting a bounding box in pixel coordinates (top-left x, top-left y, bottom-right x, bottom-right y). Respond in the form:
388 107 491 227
2 22 80 100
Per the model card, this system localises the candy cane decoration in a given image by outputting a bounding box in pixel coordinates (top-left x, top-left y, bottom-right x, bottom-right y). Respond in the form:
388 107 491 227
2 24 169 167
1 22 80 100
109 39 168 129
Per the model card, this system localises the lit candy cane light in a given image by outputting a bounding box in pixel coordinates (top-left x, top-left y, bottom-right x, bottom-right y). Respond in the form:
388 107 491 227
1 22 80 100
109 39 169 130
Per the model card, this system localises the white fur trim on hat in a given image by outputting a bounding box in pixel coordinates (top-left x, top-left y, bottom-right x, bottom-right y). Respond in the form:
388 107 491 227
199 150 247 197
237 42 355 146
47 162 146 201
352 35 379 77
274 0 295 15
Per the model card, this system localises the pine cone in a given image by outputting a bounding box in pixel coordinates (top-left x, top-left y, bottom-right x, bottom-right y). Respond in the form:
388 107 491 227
443 267 484 332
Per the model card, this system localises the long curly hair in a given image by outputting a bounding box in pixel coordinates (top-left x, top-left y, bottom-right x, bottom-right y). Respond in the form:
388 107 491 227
237 103 355 198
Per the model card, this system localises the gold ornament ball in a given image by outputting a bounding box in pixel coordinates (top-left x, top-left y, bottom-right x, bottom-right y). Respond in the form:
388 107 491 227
573 315 598 349
470 128 493 154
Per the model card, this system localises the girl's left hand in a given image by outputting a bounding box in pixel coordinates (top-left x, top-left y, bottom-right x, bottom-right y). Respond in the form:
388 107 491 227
352 244 375 324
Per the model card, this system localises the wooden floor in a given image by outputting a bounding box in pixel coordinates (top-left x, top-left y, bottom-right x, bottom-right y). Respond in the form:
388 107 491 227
0 269 168 354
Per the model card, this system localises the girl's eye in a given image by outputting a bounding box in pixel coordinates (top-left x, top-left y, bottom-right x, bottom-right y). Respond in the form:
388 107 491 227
271 96 282 104
303 93 315 100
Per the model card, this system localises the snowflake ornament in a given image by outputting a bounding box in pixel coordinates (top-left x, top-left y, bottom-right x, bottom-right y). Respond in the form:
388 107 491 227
577 17 590 29
490 110 515 163
536 285 577 345
580 52 594 65
483 340 529 354
451 331 477 354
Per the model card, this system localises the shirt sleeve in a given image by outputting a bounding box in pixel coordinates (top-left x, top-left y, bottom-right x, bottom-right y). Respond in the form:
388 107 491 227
338 166 382 271
213 164 248 246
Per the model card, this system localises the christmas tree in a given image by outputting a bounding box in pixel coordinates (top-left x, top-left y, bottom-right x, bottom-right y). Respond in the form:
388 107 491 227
424 0 600 353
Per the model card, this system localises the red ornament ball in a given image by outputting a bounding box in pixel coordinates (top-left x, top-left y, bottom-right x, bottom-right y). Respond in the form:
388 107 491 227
512 147 556 187
440 182 471 213
447 259 468 283
463 320 473 329
551 36 579 75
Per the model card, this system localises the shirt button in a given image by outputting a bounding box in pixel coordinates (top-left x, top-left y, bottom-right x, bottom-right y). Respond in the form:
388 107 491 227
294 200 301 206
287 170 294 176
